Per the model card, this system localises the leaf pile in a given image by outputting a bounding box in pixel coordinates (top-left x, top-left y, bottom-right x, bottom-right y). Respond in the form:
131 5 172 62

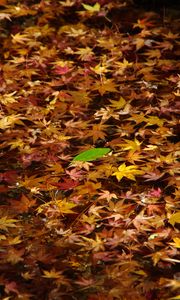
0 0 179 299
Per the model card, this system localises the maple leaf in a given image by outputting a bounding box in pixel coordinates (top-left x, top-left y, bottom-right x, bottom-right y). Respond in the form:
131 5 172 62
86 123 108 143
65 168 84 180
88 204 104 218
9 194 36 214
6 247 24 264
50 178 79 190
93 78 118 95
81 234 105 252
0 114 25 130
70 161 93 171
133 18 155 29
8 138 26 150
0 12 11 20
56 199 77 214
6 236 22 246
153 153 175 164
58 0 74 6
112 163 144 181
0 91 18 105
94 107 120 121
148 188 162 198
115 58 133 75
133 37 145 50
151 250 169 266
0 1 179 297
144 49 161 59
95 164 116 178
11 33 30 44
127 113 147 124
145 116 164 127
42 268 63 279
162 31 179 39
143 171 164 182
19 175 49 191
98 190 117 202
75 47 94 61
118 138 142 153
0 234 6 241
75 277 95 287
147 204 163 216
109 96 126 110
125 151 145 164
77 181 101 195
168 212 180 226
0 217 18 231
91 62 110 75
3 4 36 17
132 210 153 231
169 238 180 249
46 163 64 174
63 25 87 37
82 3 100 13
53 65 72 75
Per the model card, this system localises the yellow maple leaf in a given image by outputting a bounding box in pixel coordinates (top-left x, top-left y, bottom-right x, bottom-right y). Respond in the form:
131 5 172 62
0 234 6 241
93 78 117 95
75 47 94 61
173 90 180 97
145 116 164 127
56 199 77 214
11 33 30 44
19 175 49 191
77 181 101 195
81 234 104 252
8 138 25 150
168 212 180 226
116 58 133 69
162 31 179 39
91 63 109 75
59 0 75 7
169 237 180 249
133 37 145 50
152 251 164 266
46 163 64 174
145 49 161 59
118 138 142 153
115 58 133 75
42 268 62 279
0 114 25 130
127 113 147 124
109 96 126 110
0 217 18 231
7 236 22 245
82 2 100 13
0 91 18 105
112 163 144 181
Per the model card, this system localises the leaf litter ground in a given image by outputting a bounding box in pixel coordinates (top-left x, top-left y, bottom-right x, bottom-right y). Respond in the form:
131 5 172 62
0 1 179 299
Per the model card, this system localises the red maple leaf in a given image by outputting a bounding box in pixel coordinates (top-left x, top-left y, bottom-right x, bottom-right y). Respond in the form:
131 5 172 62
50 178 79 190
